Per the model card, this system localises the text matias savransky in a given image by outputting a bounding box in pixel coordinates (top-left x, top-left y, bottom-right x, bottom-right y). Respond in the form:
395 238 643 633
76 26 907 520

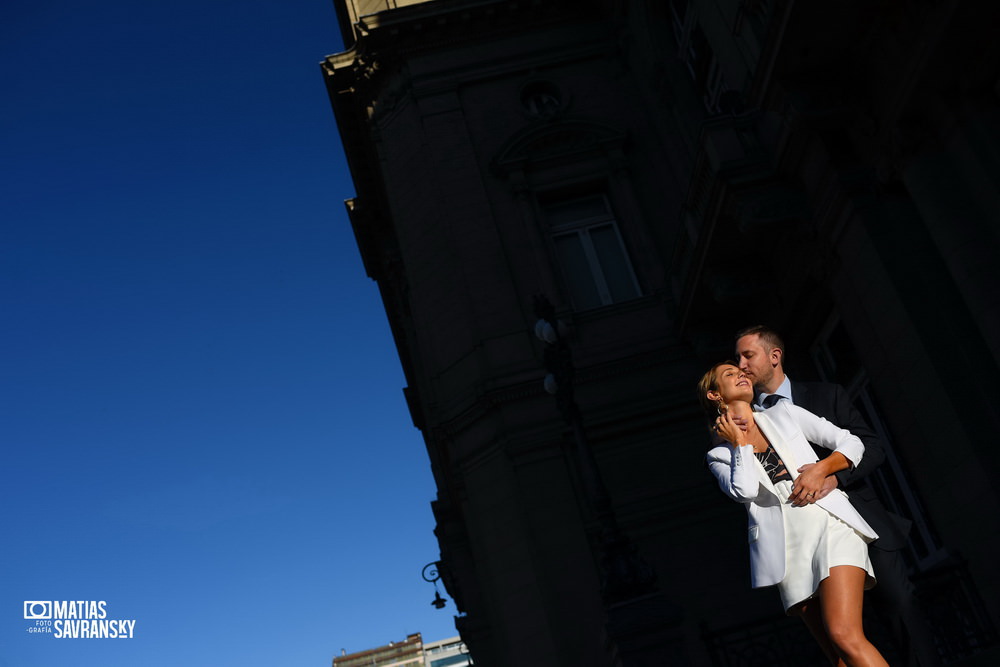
25 600 136 639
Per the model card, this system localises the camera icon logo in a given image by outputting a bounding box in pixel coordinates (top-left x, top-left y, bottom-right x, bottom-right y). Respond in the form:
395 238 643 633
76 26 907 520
24 601 52 620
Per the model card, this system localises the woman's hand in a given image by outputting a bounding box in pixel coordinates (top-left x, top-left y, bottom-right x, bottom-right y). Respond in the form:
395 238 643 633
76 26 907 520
714 412 747 447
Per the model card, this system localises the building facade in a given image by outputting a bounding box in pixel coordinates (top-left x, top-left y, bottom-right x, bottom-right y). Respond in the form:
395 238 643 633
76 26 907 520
333 633 471 667
423 636 472 667
334 632 424 667
323 1 1000 664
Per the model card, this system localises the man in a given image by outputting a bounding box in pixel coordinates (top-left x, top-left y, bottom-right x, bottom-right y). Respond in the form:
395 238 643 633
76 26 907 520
734 325 941 667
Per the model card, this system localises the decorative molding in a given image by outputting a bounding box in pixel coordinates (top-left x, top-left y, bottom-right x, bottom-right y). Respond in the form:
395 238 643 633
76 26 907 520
492 118 629 176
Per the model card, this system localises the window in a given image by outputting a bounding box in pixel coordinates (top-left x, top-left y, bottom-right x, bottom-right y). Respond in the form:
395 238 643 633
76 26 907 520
701 56 729 114
429 655 470 667
669 0 692 48
543 194 641 310
669 2 732 114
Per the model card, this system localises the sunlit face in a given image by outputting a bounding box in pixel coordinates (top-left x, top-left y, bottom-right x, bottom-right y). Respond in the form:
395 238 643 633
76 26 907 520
736 334 777 391
707 364 754 405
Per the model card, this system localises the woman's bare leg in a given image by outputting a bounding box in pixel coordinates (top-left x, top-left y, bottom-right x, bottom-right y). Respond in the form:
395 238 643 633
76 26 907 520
796 600 843 666
818 565 888 667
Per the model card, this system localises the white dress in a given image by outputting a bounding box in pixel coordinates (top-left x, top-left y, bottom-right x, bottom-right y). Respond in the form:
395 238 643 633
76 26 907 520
706 402 879 611
757 447 876 611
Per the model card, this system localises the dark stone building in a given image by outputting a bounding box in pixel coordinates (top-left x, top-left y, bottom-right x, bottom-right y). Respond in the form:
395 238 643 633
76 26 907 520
323 1 1000 664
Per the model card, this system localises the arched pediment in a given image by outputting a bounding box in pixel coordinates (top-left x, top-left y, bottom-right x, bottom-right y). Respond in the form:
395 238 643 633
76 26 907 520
492 118 628 176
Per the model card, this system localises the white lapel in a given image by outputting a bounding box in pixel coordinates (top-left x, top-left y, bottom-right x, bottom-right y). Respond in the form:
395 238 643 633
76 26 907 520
754 410 799 481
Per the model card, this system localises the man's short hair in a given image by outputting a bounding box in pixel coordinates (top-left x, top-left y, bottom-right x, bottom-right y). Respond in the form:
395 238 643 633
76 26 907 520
735 325 785 354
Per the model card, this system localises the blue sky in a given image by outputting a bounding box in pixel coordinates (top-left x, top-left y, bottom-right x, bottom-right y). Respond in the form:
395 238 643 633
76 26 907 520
2 1 459 664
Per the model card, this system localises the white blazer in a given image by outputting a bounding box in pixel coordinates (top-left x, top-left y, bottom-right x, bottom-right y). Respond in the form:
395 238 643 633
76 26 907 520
706 401 878 588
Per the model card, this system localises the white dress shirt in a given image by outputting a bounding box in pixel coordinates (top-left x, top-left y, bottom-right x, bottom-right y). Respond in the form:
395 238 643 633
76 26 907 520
756 375 794 410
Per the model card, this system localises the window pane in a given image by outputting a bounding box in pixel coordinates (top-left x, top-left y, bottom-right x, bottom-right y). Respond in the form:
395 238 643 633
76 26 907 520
430 656 470 667
554 233 602 310
589 225 639 302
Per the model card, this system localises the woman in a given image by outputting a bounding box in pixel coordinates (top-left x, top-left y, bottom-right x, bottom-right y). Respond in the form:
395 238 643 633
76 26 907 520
700 362 888 667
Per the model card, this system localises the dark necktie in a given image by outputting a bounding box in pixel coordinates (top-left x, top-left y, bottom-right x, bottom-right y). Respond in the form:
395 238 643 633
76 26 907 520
760 394 784 409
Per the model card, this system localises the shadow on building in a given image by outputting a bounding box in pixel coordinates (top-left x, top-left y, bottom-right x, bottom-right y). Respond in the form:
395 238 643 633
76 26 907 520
322 1 1000 664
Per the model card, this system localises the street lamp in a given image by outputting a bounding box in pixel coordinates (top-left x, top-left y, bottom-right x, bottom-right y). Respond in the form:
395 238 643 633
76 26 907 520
422 561 448 609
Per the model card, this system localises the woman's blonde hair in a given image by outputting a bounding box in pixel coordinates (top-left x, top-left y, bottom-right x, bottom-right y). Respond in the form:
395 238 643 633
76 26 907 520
696 361 737 415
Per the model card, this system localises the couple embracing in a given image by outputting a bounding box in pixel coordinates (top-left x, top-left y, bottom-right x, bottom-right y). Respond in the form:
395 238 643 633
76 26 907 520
700 326 939 667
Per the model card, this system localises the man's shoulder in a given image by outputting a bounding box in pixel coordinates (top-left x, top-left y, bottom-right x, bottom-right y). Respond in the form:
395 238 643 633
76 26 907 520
789 379 850 417
792 378 839 390
791 379 868 431
792 379 846 400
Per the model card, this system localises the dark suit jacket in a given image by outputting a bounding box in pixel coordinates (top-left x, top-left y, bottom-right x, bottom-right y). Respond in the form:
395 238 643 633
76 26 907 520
791 380 910 551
